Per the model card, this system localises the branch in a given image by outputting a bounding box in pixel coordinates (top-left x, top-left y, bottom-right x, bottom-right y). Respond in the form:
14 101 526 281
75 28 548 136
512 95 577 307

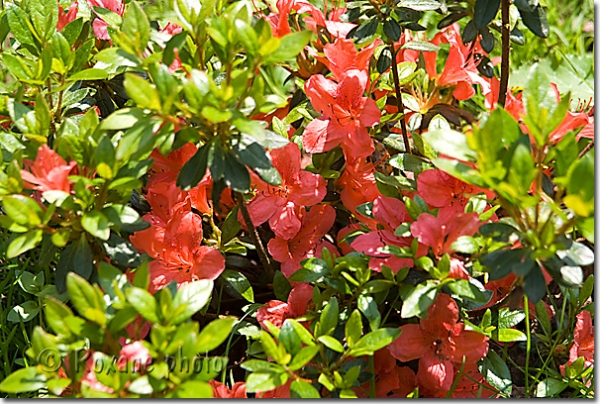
235 192 274 279
388 42 412 154
498 0 510 107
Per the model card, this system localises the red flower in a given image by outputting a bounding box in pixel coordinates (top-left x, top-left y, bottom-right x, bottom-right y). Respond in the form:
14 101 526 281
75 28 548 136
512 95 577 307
336 157 381 227
388 294 489 393
246 143 327 240
410 206 480 257
21 145 75 193
313 37 378 81
87 0 124 40
210 380 247 398
417 169 494 212
303 69 380 159
267 204 338 278
355 349 417 398
351 196 427 273
130 192 225 293
256 284 314 329
57 2 78 31
560 310 594 384
118 341 152 373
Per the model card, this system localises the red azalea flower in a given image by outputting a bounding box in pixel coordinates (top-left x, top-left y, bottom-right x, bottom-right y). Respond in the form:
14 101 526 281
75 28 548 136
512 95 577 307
57 2 78 31
352 196 427 273
410 206 480 257
267 204 338 278
246 143 327 240
312 37 379 81
561 310 594 384
131 194 225 293
87 0 124 40
256 379 292 398
21 145 76 193
417 169 494 212
256 284 314 329
337 157 381 228
210 380 247 398
388 294 489 393
118 341 152 373
147 145 213 214
355 349 417 398
303 69 380 159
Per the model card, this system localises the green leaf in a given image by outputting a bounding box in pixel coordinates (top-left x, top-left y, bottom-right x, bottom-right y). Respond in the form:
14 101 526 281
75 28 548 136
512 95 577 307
318 297 339 337
450 236 479 254
288 345 319 371
357 295 381 330
349 328 401 356
6 4 36 49
195 317 236 353
246 371 289 393
345 309 363 347
273 271 292 301
7 301 40 323
480 350 512 396
496 328 527 342
349 18 378 41
535 378 568 397
376 47 393 74
519 5 549 38
263 30 312 64
7 230 43 258
397 0 440 11
55 235 94 293
3 195 43 226
289 258 329 283
383 18 401 41
507 137 535 196
177 143 209 190
0 366 46 393
171 279 214 324
318 335 344 353
422 129 476 162
223 154 250 192
290 380 320 398
176 380 213 398
81 210 111 241
221 269 254 302
279 320 302 356
124 73 161 111
401 41 439 52
126 286 160 323
68 69 109 82
522 264 547 303
557 242 594 266
400 282 437 318
447 279 490 303
66 272 106 325
474 0 500 29
121 2 150 53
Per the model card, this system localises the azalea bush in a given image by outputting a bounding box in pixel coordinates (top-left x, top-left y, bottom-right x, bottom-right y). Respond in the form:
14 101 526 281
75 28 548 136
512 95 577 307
0 0 594 398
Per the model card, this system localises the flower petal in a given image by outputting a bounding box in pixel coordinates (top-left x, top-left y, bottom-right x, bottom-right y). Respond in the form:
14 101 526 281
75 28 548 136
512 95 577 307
388 324 429 362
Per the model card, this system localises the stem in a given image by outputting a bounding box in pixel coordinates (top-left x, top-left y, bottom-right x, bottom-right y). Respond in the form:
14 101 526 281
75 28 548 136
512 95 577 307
524 295 532 397
235 192 274 278
369 355 376 398
498 0 510 107
388 42 412 154
577 140 594 159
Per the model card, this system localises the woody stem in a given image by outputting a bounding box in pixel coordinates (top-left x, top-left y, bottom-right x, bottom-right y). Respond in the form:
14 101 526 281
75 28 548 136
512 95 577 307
498 0 510 107
388 42 412 154
235 192 274 279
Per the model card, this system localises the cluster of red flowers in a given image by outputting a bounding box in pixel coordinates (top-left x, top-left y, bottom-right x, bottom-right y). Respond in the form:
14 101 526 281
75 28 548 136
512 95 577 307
26 0 593 398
